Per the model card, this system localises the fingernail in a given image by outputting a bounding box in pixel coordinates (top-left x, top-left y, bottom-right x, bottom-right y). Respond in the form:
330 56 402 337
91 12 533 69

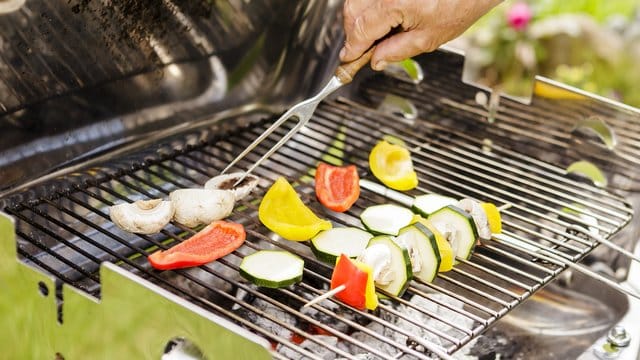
373 60 387 71
339 47 346 60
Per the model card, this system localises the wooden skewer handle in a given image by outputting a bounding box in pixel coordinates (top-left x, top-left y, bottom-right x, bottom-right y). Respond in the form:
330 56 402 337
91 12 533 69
335 47 376 84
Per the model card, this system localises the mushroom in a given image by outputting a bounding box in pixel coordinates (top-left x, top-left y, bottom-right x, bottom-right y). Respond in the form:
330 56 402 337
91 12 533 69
110 199 174 234
357 244 393 285
204 172 260 201
170 188 235 227
458 198 492 242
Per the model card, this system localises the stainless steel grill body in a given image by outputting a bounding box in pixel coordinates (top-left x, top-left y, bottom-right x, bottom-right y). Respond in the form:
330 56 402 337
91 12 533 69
1 2 639 359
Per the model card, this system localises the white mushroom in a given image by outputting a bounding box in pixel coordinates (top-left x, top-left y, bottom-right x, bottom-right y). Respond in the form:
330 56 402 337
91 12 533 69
110 199 174 234
394 235 421 274
170 188 235 227
458 198 492 241
432 221 459 255
357 244 394 285
204 172 260 201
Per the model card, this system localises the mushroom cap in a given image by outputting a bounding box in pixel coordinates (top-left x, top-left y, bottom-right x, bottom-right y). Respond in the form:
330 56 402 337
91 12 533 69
110 199 174 234
170 188 235 227
204 172 260 201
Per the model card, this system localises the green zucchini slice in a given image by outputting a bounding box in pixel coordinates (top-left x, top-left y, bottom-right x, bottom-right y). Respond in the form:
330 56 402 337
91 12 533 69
239 250 304 288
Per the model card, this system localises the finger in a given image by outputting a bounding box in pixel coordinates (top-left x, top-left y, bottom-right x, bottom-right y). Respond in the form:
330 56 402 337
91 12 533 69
342 0 371 49
341 3 404 62
371 30 438 70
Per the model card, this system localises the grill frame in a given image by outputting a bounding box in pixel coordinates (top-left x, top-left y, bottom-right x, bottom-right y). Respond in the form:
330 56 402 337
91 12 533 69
2 70 634 359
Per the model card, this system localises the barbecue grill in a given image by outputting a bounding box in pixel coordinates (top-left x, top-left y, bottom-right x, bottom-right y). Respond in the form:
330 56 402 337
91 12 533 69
1 1 639 359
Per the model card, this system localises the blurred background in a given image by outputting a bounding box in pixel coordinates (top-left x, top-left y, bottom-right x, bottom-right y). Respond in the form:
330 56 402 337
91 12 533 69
452 0 640 107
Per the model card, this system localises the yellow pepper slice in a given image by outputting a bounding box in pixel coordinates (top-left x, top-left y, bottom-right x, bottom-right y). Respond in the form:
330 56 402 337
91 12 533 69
481 202 502 234
369 141 418 191
259 177 332 241
353 260 379 310
415 217 454 272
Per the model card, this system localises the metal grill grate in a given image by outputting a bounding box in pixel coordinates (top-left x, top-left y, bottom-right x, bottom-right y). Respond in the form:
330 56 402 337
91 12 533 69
2 89 633 358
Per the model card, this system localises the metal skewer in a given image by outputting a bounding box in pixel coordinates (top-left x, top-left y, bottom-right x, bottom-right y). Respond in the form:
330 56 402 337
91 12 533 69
566 223 640 264
222 47 376 187
493 233 640 301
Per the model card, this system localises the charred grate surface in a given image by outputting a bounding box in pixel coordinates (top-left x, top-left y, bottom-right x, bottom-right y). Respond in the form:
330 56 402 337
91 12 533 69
2 92 633 358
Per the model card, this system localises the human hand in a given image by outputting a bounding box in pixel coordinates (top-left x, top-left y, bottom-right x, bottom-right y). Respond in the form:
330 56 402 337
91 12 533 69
340 0 503 70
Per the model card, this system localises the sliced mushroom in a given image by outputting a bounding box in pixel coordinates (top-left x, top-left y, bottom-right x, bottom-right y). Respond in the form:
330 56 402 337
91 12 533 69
357 244 393 285
110 199 174 234
204 172 260 201
170 188 235 227
458 198 492 242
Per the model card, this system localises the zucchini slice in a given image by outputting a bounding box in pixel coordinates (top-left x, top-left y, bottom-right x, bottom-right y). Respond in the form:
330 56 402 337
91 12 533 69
395 223 441 283
310 227 373 264
361 235 413 296
428 205 479 261
412 193 457 217
360 204 414 235
239 250 304 288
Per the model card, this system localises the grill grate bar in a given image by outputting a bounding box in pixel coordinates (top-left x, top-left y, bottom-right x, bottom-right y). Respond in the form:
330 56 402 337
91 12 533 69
456 254 539 290
436 274 513 308
9 210 101 283
449 266 524 300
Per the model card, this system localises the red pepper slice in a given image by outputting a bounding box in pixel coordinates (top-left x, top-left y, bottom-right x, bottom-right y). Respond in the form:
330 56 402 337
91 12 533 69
330 254 378 310
148 220 245 270
315 163 360 212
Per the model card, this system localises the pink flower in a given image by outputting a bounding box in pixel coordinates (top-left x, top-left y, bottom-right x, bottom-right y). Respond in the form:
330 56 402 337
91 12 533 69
507 2 532 31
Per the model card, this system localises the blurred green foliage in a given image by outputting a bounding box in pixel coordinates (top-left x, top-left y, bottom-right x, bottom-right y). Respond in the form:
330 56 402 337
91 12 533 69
534 0 637 22
464 1 640 107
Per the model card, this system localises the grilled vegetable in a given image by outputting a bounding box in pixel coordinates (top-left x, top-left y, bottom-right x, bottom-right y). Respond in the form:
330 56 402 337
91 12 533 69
369 140 418 191
259 177 332 241
310 227 372 264
415 217 454 272
360 235 412 296
360 204 414 235
239 250 304 288
110 199 174 234
331 254 378 310
315 163 360 212
481 202 503 234
428 205 479 261
148 220 245 270
412 193 457 217
204 172 259 201
395 223 441 282
170 188 235 227
458 198 492 241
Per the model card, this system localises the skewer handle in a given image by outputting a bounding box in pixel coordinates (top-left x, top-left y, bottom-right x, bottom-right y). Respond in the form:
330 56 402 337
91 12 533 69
303 284 346 308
